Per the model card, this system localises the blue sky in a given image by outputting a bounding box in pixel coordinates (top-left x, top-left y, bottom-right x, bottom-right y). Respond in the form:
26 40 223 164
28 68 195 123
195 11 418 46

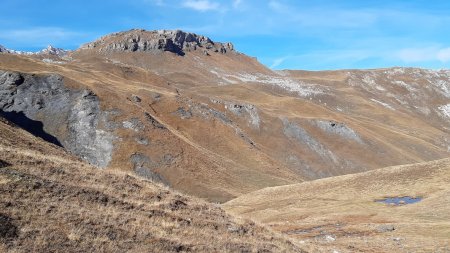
2 0 450 70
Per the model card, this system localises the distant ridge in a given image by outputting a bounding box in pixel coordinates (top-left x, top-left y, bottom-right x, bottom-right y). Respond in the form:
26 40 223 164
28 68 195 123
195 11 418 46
0 44 68 56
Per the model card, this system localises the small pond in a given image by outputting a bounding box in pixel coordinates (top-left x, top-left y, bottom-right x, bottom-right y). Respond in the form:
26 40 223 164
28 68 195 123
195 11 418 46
376 196 422 206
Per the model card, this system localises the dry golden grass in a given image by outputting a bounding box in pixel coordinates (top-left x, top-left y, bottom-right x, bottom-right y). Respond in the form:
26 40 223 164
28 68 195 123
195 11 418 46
0 42 449 203
0 118 306 252
224 158 450 252
0 53 304 202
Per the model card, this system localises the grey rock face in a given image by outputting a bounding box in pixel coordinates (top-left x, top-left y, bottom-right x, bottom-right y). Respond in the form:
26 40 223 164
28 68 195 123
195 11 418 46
180 98 256 147
282 118 338 164
174 107 193 119
39 45 68 57
122 117 145 132
81 29 235 56
0 70 115 168
131 94 141 103
130 153 166 184
195 103 233 124
313 120 363 144
135 136 150 146
225 102 260 129
377 224 395 232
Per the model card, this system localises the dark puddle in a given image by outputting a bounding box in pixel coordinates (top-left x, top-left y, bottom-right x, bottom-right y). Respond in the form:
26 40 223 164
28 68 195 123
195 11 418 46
376 196 422 206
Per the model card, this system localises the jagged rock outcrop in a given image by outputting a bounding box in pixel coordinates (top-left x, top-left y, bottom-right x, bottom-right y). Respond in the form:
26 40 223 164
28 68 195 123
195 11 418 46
0 70 114 167
80 29 235 55
39 45 68 56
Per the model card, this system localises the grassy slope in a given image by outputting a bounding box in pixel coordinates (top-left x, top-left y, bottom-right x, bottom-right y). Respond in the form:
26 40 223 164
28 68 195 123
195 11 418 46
1 52 450 203
0 117 305 253
1 49 449 203
0 53 303 202
224 158 450 252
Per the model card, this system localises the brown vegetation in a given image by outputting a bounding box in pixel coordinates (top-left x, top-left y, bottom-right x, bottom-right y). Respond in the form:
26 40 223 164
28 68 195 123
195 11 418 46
0 118 305 252
224 158 450 252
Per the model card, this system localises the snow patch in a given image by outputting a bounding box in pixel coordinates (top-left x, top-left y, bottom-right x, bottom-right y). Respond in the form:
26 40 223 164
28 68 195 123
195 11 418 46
42 58 65 64
393 80 417 93
208 70 324 97
438 104 450 119
435 80 450 98
209 70 238 85
232 73 323 97
362 74 385 91
371 99 395 110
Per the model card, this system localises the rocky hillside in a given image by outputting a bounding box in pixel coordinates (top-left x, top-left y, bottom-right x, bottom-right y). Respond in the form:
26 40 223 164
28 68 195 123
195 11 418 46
0 117 305 252
0 29 449 202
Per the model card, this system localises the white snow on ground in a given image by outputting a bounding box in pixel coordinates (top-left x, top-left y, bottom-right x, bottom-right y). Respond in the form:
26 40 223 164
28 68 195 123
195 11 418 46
42 58 65 64
435 80 450 98
370 99 395 110
361 74 386 91
393 80 417 93
438 104 450 119
209 70 238 85
209 70 323 97
231 73 323 97
385 67 405 75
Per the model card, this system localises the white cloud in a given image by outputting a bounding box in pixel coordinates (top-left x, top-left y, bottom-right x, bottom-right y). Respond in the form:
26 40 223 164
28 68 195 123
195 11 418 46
182 0 219 11
268 1 287 12
396 48 436 62
270 56 289 68
0 27 85 48
437 48 450 62
396 47 450 63
232 0 242 9
142 0 164 5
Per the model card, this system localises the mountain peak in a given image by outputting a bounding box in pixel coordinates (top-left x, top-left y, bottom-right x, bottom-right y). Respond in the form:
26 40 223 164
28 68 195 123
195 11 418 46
0 44 68 56
80 29 235 56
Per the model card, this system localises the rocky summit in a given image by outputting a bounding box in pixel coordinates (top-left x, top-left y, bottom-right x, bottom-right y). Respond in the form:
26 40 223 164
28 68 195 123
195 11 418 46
80 29 235 55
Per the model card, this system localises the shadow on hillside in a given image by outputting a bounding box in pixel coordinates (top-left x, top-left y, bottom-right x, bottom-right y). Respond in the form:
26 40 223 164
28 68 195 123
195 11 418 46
0 160 11 168
0 111 62 147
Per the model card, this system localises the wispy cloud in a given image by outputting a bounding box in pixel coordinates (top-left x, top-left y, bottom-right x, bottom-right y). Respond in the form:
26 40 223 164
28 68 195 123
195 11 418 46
182 0 219 11
232 0 242 9
153 0 164 6
270 56 290 68
437 48 450 62
0 27 88 49
396 47 450 63
268 1 287 12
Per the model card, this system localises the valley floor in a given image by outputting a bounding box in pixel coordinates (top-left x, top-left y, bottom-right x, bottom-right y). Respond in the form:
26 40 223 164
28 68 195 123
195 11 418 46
224 158 450 252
